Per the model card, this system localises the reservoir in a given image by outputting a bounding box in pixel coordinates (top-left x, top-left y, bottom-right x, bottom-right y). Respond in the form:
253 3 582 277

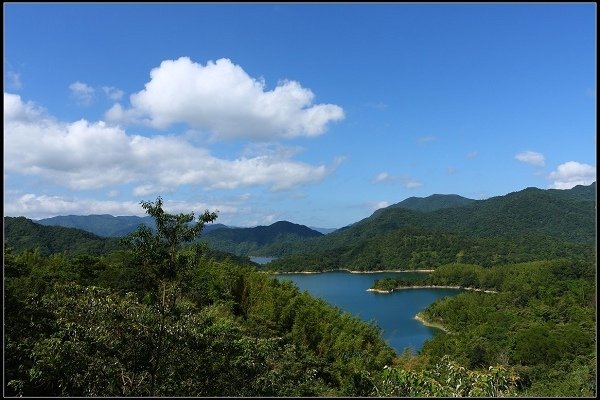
274 270 464 354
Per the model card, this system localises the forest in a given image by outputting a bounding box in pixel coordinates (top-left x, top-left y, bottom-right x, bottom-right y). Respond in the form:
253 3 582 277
4 183 596 396
370 260 596 396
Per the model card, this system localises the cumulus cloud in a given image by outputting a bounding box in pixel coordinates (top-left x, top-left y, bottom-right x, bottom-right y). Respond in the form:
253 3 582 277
515 150 545 167
4 93 45 121
107 57 345 140
4 193 235 220
102 86 125 101
5 92 336 193
547 161 596 189
69 81 95 106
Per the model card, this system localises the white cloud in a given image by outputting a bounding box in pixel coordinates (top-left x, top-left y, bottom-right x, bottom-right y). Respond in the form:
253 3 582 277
4 93 45 121
133 184 169 197
374 172 391 183
515 150 545 167
5 92 336 193
403 178 423 189
108 57 345 140
4 193 235 220
102 86 125 101
547 161 596 189
69 81 95 106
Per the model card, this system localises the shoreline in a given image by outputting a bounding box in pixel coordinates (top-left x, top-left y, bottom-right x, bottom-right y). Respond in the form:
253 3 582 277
263 268 435 275
414 312 450 333
368 285 498 294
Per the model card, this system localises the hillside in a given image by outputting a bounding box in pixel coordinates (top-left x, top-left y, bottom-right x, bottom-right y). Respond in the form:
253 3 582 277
389 193 477 212
36 214 227 237
201 221 323 256
4 216 124 256
266 182 596 271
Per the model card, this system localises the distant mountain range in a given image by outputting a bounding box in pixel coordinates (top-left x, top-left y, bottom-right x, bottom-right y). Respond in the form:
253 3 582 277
6 182 595 267
267 182 596 270
36 214 227 237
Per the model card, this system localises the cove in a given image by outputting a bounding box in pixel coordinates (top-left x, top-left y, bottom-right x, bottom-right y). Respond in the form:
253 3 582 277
274 270 464 354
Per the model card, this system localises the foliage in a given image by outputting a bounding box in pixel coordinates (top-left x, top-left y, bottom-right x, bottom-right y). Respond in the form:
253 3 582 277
4 198 396 397
266 182 595 271
4 216 124 256
4 187 596 397
200 220 323 257
373 355 519 397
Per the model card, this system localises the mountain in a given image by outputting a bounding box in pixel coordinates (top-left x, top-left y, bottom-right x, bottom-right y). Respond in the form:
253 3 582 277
266 182 596 271
201 221 323 256
388 194 477 212
36 214 227 237
37 214 155 237
4 216 124 256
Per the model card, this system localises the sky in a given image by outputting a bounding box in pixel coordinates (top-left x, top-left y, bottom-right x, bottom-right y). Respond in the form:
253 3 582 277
3 3 597 229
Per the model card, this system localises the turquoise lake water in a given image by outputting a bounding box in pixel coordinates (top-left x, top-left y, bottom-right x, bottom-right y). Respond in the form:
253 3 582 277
274 270 464 354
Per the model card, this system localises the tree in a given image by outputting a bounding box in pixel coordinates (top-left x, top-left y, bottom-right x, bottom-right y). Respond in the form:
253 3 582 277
119 197 217 395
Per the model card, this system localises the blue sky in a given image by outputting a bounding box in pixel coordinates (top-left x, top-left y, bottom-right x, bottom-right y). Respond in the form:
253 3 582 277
4 3 596 228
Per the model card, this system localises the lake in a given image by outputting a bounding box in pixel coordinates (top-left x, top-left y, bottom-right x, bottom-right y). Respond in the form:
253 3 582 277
274 270 464 354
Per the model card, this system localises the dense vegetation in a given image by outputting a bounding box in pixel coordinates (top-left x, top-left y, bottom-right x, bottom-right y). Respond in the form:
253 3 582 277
36 214 228 237
4 183 596 396
200 221 323 257
369 259 597 396
36 214 156 237
383 193 477 213
4 216 124 256
265 183 596 271
3 199 401 396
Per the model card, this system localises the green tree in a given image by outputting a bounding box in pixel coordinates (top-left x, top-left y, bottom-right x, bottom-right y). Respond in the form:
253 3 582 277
119 197 217 395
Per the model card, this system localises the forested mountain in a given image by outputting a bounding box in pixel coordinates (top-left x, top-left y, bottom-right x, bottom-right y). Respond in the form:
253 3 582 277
338 182 596 245
369 260 597 396
4 193 596 396
36 214 227 237
200 221 323 256
387 193 477 212
266 182 596 271
4 216 124 256
37 214 155 237
5 199 401 397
